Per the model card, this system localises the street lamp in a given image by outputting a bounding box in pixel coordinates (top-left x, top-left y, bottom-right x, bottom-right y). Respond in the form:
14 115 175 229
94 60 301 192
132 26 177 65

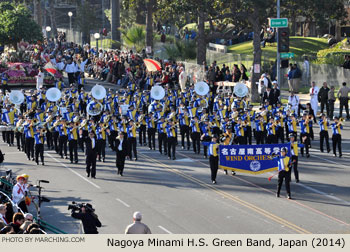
46 26 51 39
68 11 73 31
94 33 100 53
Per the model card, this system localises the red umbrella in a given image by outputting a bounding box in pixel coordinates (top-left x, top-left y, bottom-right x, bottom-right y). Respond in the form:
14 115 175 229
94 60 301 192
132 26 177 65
143 59 162 72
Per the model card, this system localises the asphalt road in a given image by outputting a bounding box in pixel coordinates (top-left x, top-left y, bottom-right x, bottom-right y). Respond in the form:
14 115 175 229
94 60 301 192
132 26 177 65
1 121 350 234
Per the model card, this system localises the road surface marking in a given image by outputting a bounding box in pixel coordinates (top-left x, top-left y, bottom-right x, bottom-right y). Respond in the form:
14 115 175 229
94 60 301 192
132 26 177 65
175 151 350 228
116 198 130 208
46 153 101 189
139 153 310 234
158 225 172 234
297 183 350 206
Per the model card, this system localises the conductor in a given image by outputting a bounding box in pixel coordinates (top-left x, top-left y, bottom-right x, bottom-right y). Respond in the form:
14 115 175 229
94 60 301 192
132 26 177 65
80 130 97 179
115 132 128 176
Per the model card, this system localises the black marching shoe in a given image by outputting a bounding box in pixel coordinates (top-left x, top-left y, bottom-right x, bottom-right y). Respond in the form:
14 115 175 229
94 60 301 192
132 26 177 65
231 171 236 176
224 170 228 175
339 154 342 158
287 195 292 199
42 162 45 166
86 173 90 177
276 193 280 198
172 157 176 160
212 180 216 184
296 179 299 183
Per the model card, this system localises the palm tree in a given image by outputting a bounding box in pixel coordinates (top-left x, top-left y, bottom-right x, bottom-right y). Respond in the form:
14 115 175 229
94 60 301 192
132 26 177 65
121 25 146 52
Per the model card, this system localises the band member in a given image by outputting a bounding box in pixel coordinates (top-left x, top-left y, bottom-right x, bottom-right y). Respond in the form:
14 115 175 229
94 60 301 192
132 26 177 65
190 116 201 154
34 127 45 165
201 119 212 158
166 120 177 160
67 122 79 164
266 117 277 144
23 119 35 161
12 175 28 213
58 119 68 159
234 118 246 145
15 115 24 151
331 117 343 158
146 112 156 150
108 115 118 150
275 147 292 199
96 122 107 162
2 104 15 146
157 117 167 155
221 127 235 176
287 114 298 140
115 132 128 176
318 114 330 153
299 114 310 158
138 112 147 146
242 108 253 145
80 130 97 179
208 135 219 184
45 111 54 150
289 134 303 183
178 109 191 150
254 115 265 144
127 120 137 161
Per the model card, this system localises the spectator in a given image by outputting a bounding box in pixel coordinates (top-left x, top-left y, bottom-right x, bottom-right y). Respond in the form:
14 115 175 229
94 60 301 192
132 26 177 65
272 81 280 105
232 64 241 82
337 82 350 120
287 64 295 92
328 86 336 119
318 82 330 117
292 64 302 92
342 55 350 69
303 56 310 85
224 69 232 82
0 225 14 234
309 81 319 119
240 64 249 81
288 91 300 116
0 204 8 225
11 212 25 233
125 211 151 234
263 86 275 105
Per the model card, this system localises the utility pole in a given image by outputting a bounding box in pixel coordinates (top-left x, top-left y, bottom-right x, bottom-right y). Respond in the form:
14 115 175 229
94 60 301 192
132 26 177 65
277 0 281 87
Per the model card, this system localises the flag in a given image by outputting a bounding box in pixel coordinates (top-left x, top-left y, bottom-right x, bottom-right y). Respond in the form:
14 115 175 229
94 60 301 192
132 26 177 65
44 61 57 76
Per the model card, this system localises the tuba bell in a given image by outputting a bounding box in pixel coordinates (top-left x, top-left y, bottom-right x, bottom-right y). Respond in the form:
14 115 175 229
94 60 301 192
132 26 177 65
46 87 62 102
9 91 25 105
194 81 209 96
234 83 249 98
91 84 107 100
87 100 103 116
150 86 165 100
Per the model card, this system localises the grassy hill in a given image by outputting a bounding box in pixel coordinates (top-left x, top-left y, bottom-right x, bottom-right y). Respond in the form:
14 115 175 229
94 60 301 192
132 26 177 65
227 36 329 61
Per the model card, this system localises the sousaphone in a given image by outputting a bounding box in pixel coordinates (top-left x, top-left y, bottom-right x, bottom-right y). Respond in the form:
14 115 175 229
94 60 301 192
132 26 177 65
234 83 249 98
87 100 103 116
46 87 62 102
194 81 209 96
91 84 107 100
9 90 25 105
150 86 165 100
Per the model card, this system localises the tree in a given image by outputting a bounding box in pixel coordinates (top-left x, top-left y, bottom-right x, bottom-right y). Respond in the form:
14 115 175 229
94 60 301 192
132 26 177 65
0 2 43 50
111 0 121 48
48 0 58 36
76 1 100 44
121 24 146 52
145 0 154 51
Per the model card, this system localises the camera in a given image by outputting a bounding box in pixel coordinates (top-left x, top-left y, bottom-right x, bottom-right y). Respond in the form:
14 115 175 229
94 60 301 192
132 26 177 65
68 201 94 212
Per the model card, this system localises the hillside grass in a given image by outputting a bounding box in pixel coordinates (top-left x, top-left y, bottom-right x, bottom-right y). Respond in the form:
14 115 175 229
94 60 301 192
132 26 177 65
227 36 329 61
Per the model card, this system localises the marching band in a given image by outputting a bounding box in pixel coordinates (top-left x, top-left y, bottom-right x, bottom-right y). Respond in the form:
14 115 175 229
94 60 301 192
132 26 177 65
0 79 345 181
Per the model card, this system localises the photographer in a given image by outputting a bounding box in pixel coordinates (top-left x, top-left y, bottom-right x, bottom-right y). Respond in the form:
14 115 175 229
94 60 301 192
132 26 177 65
70 203 101 234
